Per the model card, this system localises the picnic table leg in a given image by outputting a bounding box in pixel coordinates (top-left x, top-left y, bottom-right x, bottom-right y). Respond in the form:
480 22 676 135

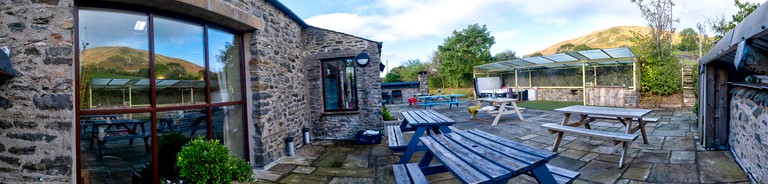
399 126 427 164
552 113 571 152
638 118 649 144
530 164 558 184
619 141 628 168
491 103 506 126
417 150 434 167
510 101 525 120
581 115 591 129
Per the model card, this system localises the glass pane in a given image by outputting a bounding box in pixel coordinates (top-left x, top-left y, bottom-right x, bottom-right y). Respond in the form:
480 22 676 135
78 9 150 109
212 105 245 158
153 16 206 106
324 61 340 110
340 59 357 109
79 112 152 183
208 28 243 103
156 108 208 181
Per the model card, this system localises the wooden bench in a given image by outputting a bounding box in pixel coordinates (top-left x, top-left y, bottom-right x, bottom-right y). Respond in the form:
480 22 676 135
542 123 638 168
386 125 407 152
586 115 659 124
392 163 428 184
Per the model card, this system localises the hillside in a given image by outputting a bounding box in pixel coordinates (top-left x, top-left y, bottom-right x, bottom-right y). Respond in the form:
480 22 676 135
81 46 204 73
535 26 682 55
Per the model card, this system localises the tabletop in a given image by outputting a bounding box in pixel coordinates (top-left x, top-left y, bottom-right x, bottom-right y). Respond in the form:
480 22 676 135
419 128 557 183
554 105 652 118
402 110 456 127
417 94 465 99
478 97 517 103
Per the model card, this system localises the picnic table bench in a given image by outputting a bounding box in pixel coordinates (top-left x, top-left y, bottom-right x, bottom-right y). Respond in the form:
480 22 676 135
386 110 456 164
417 94 465 110
477 97 525 125
87 119 150 160
545 105 653 168
405 127 579 184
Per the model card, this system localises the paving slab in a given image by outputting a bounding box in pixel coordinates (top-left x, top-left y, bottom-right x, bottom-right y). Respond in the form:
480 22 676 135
646 163 698 183
313 167 375 177
278 173 328 184
669 151 695 164
548 156 587 172
635 151 670 163
291 166 316 174
661 136 695 151
622 163 651 180
252 169 282 182
279 156 316 166
328 177 374 184
698 151 749 183
342 150 369 168
577 160 627 183
560 149 588 160
267 164 296 175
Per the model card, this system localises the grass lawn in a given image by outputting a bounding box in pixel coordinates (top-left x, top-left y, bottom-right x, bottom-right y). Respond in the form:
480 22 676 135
516 100 582 111
428 88 475 98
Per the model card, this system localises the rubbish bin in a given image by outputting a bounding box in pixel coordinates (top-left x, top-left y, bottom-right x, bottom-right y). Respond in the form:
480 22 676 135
528 89 537 101
519 90 528 101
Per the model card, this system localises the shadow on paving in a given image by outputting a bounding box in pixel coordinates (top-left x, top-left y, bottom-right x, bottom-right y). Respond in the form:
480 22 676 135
251 102 750 184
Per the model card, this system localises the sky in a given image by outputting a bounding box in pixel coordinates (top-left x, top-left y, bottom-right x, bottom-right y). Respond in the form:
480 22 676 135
281 0 763 74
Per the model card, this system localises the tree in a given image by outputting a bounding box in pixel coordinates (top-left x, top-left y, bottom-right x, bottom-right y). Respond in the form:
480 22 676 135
630 0 681 95
709 0 760 39
382 72 403 82
677 28 698 51
493 50 518 61
526 52 543 57
556 43 575 53
437 24 495 88
573 44 593 51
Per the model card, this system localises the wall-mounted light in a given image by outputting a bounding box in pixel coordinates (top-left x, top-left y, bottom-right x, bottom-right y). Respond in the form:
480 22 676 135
355 52 369 67
0 46 19 80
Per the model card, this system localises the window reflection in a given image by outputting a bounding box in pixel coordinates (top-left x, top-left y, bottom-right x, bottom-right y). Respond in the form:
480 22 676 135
323 58 357 111
156 108 208 181
209 28 242 103
78 9 150 109
153 17 206 106
212 105 244 157
79 112 152 183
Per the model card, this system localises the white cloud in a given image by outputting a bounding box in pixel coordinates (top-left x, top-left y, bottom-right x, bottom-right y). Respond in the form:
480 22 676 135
494 30 521 41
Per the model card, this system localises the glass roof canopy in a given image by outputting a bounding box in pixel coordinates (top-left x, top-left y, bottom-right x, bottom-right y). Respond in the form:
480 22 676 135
475 47 636 72
90 78 208 90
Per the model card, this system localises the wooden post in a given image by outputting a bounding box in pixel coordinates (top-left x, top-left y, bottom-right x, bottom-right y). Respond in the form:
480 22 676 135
528 69 532 88
514 69 518 89
593 66 597 86
128 87 132 108
88 87 92 109
582 64 588 104
632 58 638 91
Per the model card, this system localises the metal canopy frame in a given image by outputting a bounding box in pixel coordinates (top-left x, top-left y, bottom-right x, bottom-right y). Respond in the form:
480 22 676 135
472 47 639 104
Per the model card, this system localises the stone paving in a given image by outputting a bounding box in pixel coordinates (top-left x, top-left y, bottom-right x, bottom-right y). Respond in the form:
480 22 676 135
251 103 751 183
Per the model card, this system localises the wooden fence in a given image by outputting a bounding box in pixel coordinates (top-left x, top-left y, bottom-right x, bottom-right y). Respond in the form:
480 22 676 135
585 86 631 107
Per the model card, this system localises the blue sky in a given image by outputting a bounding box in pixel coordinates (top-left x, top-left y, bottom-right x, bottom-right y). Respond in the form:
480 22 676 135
281 0 761 74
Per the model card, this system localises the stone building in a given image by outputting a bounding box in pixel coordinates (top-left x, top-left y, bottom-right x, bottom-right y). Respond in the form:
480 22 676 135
698 2 768 182
0 0 382 183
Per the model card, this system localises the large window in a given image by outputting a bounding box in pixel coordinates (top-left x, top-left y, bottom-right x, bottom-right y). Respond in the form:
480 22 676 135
77 8 246 183
322 58 358 111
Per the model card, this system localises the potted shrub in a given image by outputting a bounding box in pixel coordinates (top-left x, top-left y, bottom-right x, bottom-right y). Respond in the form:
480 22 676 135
176 137 253 184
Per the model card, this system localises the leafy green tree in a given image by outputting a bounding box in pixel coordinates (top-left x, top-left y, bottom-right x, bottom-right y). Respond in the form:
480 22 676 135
573 44 594 51
677 28 698 51
437 24 495 88
527 52 543 57
556 43 575 53
710 0 760 39
382 72 403 82
493 50 518 61
631 0 681 95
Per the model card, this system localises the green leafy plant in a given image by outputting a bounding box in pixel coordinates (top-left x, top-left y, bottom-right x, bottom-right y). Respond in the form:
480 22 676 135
382 105 395 121
176 137 253 184
158 132 191 181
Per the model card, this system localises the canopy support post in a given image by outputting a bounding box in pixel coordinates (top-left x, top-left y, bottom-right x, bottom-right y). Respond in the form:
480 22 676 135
582 63 587 106
593 66 597 86
128 87 132 108
528 69 532 88
514 69 518 90
633 57 638 91
88 87 92 109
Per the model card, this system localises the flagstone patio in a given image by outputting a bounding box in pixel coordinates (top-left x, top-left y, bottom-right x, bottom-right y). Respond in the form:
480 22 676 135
252 103 750 183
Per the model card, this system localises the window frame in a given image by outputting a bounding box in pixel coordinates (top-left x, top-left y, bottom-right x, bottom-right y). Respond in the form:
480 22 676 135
320 57 359 112
73 3 249 183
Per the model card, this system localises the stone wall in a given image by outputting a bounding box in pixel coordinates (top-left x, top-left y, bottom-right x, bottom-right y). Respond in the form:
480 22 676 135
383 88 419 104
248 0 309 167
304 27 382 140
0 0 76 182
536 88 582 102
728 87 768 183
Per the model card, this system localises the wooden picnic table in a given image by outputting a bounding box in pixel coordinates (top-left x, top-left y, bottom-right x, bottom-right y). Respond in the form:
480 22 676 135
478 97 525 125
394 110 456 164
416 128 579 184
417 94 465 110
554 105 652 144
87 119 150 160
